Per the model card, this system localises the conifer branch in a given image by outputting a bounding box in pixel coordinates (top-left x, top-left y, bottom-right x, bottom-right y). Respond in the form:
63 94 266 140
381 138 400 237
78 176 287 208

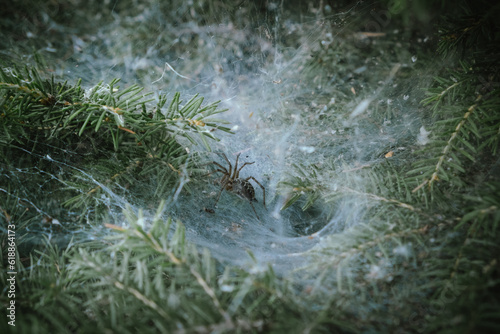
413 95 483 192
340 187 417 212
189 266 232 323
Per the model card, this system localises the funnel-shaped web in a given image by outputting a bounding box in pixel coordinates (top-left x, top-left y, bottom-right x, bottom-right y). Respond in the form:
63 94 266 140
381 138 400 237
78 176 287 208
2 1 434 272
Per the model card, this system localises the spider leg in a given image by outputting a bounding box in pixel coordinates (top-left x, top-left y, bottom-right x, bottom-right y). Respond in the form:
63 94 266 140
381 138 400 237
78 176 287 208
201 160 228 176
220 174 229 186
245 176 266 208
213 177 230 208
217 153 232 177
235 161 255 178
249 200 261 221
203 168 226 178
232 153 241 179
211 161 228 173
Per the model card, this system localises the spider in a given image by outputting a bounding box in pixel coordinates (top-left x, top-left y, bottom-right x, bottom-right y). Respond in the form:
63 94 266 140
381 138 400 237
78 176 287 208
206 152 266 220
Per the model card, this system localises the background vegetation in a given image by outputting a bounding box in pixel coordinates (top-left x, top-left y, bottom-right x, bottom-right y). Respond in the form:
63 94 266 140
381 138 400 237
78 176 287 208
1 0 499 333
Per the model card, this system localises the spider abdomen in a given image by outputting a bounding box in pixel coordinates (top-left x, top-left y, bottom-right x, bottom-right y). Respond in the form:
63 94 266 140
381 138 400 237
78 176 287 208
233 178 257 202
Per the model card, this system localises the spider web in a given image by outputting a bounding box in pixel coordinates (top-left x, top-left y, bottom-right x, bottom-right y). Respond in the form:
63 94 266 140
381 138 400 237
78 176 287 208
1 0 437 273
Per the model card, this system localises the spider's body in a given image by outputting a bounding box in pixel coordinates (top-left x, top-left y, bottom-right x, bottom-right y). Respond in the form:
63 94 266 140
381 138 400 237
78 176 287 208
231 178 257 203
207 153 266 220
